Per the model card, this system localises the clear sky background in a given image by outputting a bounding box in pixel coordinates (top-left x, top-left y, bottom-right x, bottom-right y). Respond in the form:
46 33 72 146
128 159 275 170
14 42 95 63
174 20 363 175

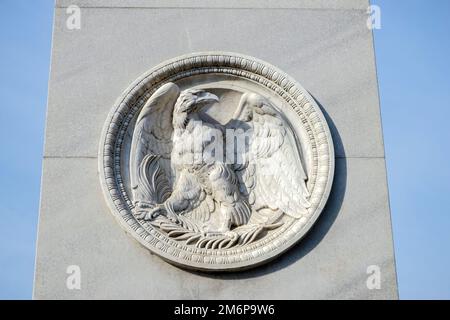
0 0 449 299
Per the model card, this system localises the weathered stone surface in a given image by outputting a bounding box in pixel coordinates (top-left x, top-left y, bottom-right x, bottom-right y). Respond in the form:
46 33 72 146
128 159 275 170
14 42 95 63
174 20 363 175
45 3 382 159
56 0 369 10
34 0 397 299
34 157 396 299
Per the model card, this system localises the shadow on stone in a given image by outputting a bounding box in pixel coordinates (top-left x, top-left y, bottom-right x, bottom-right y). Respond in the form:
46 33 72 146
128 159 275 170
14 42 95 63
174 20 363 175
181 96 347 280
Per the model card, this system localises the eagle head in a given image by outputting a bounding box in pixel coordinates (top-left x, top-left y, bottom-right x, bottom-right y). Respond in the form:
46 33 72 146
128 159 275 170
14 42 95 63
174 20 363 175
173 89 218 129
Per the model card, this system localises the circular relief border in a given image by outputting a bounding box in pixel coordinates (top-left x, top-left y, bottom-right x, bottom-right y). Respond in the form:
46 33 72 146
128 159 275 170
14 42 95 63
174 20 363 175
98 52 335 271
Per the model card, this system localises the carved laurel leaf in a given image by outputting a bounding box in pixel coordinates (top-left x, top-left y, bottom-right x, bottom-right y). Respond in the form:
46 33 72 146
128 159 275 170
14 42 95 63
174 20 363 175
149 214 283 249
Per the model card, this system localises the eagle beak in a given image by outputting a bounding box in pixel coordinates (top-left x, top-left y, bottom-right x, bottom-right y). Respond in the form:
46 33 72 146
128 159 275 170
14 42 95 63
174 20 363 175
196 92 219 106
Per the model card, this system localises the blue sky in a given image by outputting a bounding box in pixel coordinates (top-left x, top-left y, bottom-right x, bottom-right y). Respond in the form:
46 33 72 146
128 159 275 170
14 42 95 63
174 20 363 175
0 0 449 299
0 1 53 299
373 0 450 299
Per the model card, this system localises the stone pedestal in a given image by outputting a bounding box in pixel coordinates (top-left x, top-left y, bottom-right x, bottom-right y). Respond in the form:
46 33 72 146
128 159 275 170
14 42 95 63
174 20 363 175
34 0 398 299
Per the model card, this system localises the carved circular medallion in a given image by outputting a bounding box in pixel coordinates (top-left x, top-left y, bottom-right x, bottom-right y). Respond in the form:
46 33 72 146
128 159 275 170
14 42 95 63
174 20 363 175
99 52 334 271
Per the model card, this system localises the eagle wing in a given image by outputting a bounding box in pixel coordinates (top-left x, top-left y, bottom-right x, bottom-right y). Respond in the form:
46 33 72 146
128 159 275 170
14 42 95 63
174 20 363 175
227 93 311 222
130 82 180 207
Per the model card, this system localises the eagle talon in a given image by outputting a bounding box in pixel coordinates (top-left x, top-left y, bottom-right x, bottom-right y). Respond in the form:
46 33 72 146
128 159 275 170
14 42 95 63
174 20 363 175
134 206 165 221
135 211 147 220
224 231 238 240
155 208 164 218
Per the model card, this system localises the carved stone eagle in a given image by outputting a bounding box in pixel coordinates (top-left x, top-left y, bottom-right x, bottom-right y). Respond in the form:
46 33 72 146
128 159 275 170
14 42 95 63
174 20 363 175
129 82 311 246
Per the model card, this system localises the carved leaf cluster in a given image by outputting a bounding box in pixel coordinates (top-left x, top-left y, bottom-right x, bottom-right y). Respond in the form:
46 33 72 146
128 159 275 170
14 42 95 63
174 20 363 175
150 214 283 249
